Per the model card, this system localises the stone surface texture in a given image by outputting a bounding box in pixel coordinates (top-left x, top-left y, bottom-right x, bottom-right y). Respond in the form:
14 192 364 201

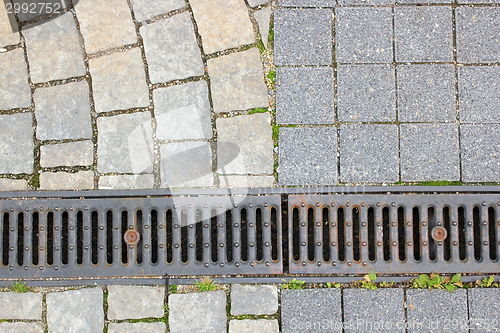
108 322 166 333
229 320 279 333
0 323 43 333
130 0 185 21
0 49 32 110
99 174 155 189
107 285 164 320
219 175 274 188
40 141 94 167
255 7 272 48
467 289 500 332
0 179 29 191
231 284 278 315
0 113 33 174
0 7 19 47
0 292 42 320
40 171 94 190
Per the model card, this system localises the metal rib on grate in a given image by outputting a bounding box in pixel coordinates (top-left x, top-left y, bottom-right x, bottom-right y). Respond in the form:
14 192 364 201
0 196 282 278
288 194 500 274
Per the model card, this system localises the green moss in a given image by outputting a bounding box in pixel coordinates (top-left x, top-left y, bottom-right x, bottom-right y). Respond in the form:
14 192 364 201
419 180 462 186
30 172 40 189
248 107 268 114
268 19 274 44
256 39 265 53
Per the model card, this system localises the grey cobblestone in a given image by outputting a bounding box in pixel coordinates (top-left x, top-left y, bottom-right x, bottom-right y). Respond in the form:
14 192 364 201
75 0 137 54
107 285 164 320
0 49 32 110
249 0 271 6
255 7 272 48
467 288 500 332
0 292 42 320
231 284 278 315
208 48 268 113
98 174 154 189
278 0 336 7
0 8 19 47
40 141 93 167
458 0 500 3
229 319 279 333
0 112 34 174
335 8 393 63
40 171 94 190
0 179 29 191
130 0 185 21
140 12 204 84
339 0 394 5
219 175 274 188
108 322 167 333
0 322 43 333
23 13 86 83
89 48 149 113
34 81 92 140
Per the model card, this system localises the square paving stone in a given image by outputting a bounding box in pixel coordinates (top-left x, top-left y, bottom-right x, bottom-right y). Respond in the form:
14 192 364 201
340 124 399 184
406 289 468 333
397 65 456 122
279 127 337 186
282 289 342 333
75 0 137 54
400 124 460 182
0 113 34 174
0 49 31 110
40 141 93 168
276 67 334 125
456 8 500 63
278 0 336 6
249 0 271 6
216 113 273 175
335 8 393 63
40 171 94 190
34 81 92 140
23 13 85 83
337 65 396 122
458 0 500 3
0 292 42 320
458 66 500 123
0 6 19 47
344 289 405 333
0 323 43 333
460 124 500 182
208 48 268 113
160 141 213 188
190 0 255 54
0 179 29 191
108 322 167 333
99 174 154 189
274 9 332 66
130 0 185 21
47 287 104 333
231 285 278 315
169 290 226 333
97 112 154 174
395 7 453 62
107 285 164 320
229 320 279 333
154 80 212 140
90 48 149 113
140 12 204 83
339 0 394 5
219 175 275 188
468 288 500 332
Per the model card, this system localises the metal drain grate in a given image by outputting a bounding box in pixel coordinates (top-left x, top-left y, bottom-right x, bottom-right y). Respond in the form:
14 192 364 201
0 196 282 278
288 194 500 274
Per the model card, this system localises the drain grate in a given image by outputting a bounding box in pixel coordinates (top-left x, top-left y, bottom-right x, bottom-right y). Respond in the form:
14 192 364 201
0 196 282 278
288 194 500 274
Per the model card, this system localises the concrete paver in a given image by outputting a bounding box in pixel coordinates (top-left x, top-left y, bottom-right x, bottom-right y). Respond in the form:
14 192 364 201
0 178 29 191
0 7 19 47
219 175 275 188
40 171 94 190
255 7 272 48
467 288 500 332
107 285 164 320
98 174 155 189
231 284 278 315
229 319 279 333
0 113 34 174
0 322 43 333
248 0 270 6
130 0 185 21
40 141 94 168
108 322 167 333
0 292 42 320
278 0 336 7
0 49 32 110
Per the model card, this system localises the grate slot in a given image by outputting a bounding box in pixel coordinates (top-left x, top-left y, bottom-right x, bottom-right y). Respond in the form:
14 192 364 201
352 207 360 262
488 207 497 261
344 206 353 263
412 207 420 262
217 208 226 264
382 207 390 261
329 206 338 264
241 208 248 262
450 206 460 262
225 210 233 263
262 205 272 264
398 207 406 262
374 207 383 263
367 207 375 262
292 207 299 262
180 210 188 264
68 211 77 266
359 207 368 264
52 211 61 267
8 212 17 269
322 207 330 262
156 209 166 265
403 207 413 263
201 209 210 265
195 209 202 263
172 209 181 265
420 207 429 263
443 207 451 262
166 209 173 264
299 206 307 263
271 207 279 261
76 211 83 265
473 206 481 261
46 212 54 266
37 211 47 269
210 210 217 263
187 209 196 264
142 210 151 265
16 213 24 267
23 213 32 268
135 210 143 265
91 211 98 265
480 206 490 262
307 208 314 262
256 208 263 262
458 207 466 261
231 208 241 265
106 211 113 265
465 206 474 262
62 211 69 265
119 210 127 265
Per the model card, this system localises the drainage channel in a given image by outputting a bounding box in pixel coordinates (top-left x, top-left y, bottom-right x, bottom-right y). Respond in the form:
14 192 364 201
0 187 499 283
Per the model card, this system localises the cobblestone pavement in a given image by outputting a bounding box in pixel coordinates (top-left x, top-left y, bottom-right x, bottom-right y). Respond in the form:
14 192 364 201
1 284 500 332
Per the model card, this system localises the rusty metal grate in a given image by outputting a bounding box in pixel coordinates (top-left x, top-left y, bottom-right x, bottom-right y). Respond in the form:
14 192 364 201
288 194 500 274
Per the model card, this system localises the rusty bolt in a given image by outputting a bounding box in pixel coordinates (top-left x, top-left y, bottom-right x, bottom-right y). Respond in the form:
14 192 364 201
362 222 366 227
10 208 14 212
233 204 238 208
422 222 427 226
219 243 224 247
204 243 209 248
114 245 119 249
301 203 305 207
159 244 164 249
265 223 270 227
468 241 473 246
392 222 396 227
250 262 256 267
347 242 351 246
317 261 322 266
468 221 472 226
174 244 179 248
205 263 209 267
250 242 254 247
331 203 336 207
302 261 306 266
317 242 321 246
265 242 270 247
316 222 321 227
264 203 268 207
347 222 352 227
452 221 457 226
391 202 396 207
346 203 350 207
347 261 352 266
332 242 336 247
189 243 194 248
423 241 428 246
316 203 320 207
377 222 381 227
482 202 487 206
361 202 366 207
437 222 442 226
453 241 458 246
431 226 447 242
392 241 397 246
235 262 240 267
362 242 367 246
407 241 412 246
234 243 239 247
124 230 140 246
483 221 488 226
301 242 306 246
407 223 412 227
376 202 381 207
99 225 104 230
220 263 224 267
24 266 28 270
301 222 306 227
250 223 254 228
266 261 271 266
332 261 337 266
377 242 382 246
249 203 253 208
332 222 337 227
362 262 367 266
483 241 488 246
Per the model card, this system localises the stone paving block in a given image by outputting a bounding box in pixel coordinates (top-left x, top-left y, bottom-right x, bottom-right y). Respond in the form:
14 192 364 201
34 81 92 140
231 285 278 315
458 0 500 3
190 0 255 54
130 0 185 21
395 7 453 62
108 285 164 320
274 9 332 65
278 0 336 6
282 289 342 333
337 65 395 122
397 65 456 122
0 179 29 191
47 287 104 333
276 67 334 124
339 0 394 5
0 292 42 320
255 7 271 48
344 289 404 333
75 0 137 54
216 113 273 175
0 6 19 47
140 12 204 83
0 322 43 333
99 174 154 189
249 0 271 6
90 48 149 113
169 290 226 333
458 66 500 123
40 171 94 190
406 289 468 333
23 13 85 83
229 320 279 333
460 125 500 182
160 141 213 188
336 8 392 63
40 141 93 167
400 124 460 182
97 112 153 174
468 288 500 332
456 8 500 63
108 322 167 333
219 175 274 188
0 49 32 110
208 48 268 113
399 0 450 3
279 127 337 186
340 125 399 184
0 113 34 174
154 81 212 140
